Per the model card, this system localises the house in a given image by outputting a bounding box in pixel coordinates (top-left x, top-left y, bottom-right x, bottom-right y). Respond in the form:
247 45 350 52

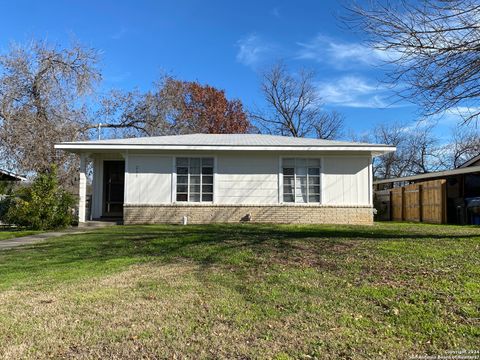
373 154 480 225
0 169 26 182
55 134 395 225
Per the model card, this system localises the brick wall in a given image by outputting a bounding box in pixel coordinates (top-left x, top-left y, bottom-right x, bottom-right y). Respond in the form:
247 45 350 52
123 204 373 225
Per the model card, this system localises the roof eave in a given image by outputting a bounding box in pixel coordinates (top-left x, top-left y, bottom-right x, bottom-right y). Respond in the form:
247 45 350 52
54 143 396 155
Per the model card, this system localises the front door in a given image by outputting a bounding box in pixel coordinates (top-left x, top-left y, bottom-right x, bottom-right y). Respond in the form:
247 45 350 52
103 160 125 217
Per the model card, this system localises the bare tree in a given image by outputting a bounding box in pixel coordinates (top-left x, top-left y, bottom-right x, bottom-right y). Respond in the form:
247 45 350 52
252 63 343 139
358 121 441 179
0 40 100 184
438 127 480 168
346 0 480 124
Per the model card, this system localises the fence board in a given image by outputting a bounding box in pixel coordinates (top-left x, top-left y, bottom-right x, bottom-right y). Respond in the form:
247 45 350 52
421 179 446 224
391 187 404 221
403 184 421 222
373 179 446 224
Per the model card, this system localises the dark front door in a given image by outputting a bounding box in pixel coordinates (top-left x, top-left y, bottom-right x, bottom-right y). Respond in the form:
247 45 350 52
103 160 125 217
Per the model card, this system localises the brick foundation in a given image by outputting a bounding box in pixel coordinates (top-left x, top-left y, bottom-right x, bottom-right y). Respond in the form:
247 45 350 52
123 204 373 225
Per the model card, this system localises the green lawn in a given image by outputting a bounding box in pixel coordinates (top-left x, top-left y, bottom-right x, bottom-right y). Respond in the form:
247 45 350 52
0 229 41 241
0 223 478 359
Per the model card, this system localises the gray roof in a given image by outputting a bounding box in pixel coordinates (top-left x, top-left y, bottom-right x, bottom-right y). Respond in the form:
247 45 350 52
60 133 387 147
0 169 26 181
373 165 480 185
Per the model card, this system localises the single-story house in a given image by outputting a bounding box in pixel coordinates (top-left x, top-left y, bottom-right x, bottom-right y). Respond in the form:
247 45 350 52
55 134 395 225
0 169 26 182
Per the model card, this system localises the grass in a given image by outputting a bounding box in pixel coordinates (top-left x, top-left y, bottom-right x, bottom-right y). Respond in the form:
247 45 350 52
0 228 41 241
0 222 478 359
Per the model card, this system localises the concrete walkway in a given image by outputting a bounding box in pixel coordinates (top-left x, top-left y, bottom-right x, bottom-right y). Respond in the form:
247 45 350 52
0 227 103 251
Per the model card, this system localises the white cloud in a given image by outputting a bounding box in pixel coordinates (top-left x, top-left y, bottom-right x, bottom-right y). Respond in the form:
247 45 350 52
111 27 128 40
316 76 397 108
271 7 281 19
236 34 274 68
296 34 392 68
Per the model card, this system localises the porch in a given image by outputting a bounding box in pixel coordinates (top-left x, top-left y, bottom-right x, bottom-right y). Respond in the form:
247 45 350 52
78 153 125 223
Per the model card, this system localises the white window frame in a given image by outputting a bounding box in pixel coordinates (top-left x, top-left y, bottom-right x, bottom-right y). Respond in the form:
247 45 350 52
280 157 322 204
173 156 215 203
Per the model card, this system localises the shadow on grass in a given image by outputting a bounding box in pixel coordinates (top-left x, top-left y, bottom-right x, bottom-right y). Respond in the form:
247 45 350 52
0 223 478 288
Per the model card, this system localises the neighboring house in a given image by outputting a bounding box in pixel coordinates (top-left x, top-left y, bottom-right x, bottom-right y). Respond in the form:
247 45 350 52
0 169 26 182
373 153 480 225
55 134 395 225
0 169 26 196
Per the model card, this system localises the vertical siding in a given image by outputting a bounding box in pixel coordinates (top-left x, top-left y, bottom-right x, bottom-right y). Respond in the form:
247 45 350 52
91 152 373 209
322 156 370 205
216 153 279 204
126 155 172 204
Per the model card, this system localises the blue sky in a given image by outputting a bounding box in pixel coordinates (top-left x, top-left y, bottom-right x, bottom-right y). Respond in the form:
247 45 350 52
0 0 461 139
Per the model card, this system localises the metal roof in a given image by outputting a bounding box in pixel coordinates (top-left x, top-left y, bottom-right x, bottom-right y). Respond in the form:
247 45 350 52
0 169 26 181
373 165 480 185
458 154 480 168
55 133 395 155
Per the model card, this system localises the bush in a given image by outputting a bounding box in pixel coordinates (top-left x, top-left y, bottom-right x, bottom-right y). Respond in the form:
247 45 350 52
0 167 75 230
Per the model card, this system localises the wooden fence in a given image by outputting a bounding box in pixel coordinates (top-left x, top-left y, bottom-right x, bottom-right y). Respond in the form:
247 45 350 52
374 179 446 224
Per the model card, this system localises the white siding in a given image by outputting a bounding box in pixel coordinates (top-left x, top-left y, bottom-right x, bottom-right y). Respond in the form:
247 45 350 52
322 156 370 205
126 155 172 204
216 153 279 204
91 152 373 210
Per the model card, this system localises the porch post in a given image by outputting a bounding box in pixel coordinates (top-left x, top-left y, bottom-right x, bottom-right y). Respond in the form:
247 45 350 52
78 153 87 223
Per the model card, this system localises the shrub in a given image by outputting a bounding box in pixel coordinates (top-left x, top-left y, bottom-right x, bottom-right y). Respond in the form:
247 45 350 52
0 167 75 230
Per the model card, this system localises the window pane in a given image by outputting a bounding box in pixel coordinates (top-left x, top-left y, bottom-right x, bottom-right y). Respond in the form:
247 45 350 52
202 175 213 184
283 158 295 167
177 158 188 167
308 168 320 176
202 184 213 193
177 175 188 184
296 185 307 203
283 194 294 202
190 158 200 167
177 167 188 175
296 176 307 187
283 176 294 186
296 166 307 176
308 159 320 167
283 185 294 194
190 184 200 193
190 176 200 185
189 193 200 202
177 185 187 193
202 167 213 175
309 176 320 185
283 167 294 175
202 193 213 202
309 194 320 203
296 159 307 168
177 193 187 202
309 185 320 194
202 158 213 167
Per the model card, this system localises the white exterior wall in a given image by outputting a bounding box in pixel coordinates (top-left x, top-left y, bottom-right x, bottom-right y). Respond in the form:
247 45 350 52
215 153 279 204
125 155 172 204
322 156 371 206
93 152 372 210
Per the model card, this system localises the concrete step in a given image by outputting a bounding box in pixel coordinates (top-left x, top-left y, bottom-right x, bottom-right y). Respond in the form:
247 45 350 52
78 220 121 228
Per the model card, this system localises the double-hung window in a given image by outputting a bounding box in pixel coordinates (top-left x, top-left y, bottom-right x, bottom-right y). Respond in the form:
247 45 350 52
283 158 321 203
176 158 214 202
